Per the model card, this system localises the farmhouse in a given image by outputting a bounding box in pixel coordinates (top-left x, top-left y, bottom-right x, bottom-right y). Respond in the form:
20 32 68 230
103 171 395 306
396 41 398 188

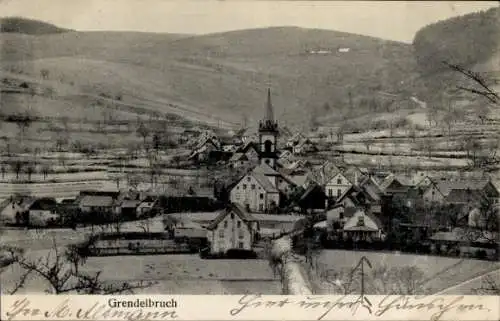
206 203 259 254
325 171 352 200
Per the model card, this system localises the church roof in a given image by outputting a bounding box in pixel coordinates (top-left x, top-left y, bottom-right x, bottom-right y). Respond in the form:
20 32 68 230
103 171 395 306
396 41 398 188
253 163 280 176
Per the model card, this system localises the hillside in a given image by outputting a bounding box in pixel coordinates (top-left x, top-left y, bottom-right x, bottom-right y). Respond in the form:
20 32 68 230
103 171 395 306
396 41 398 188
0 17 72 34
1 24 421 129
413 6 500 103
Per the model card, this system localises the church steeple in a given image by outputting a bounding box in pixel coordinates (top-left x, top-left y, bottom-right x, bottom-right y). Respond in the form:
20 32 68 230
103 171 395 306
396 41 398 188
265 88 274 123
259 88 278 132
258 88 279 169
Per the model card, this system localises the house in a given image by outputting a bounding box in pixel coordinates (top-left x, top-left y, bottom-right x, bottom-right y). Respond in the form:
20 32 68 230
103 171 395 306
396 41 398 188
188 137 221 163
235 141 260 165
230 166 280 213
251 213 305 238
286 133 307 148
120 199 141 218
334 177 384 216
79 195 114 213
325 171 352 200
379 174 413 196
425 178 499 205
307 161 342 186
292 138 317 155
297 183 326 212
136 196 157 217
229 153 250 169
206 203 259 254
342 209 384 242
422 181 446 204
27 197 59 226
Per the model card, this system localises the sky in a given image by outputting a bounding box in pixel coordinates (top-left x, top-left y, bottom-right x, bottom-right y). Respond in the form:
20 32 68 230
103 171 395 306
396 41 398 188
0 0 498 43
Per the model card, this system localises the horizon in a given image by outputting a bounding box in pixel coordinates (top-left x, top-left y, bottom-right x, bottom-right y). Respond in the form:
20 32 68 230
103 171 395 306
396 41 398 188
0 1 498 43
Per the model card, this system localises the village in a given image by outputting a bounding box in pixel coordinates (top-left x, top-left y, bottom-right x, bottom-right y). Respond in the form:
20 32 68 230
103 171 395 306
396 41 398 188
1 88 499 265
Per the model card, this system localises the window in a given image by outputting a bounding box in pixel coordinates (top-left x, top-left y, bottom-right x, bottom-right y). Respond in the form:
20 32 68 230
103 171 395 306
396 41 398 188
238 242 244 249
237 186 240 190
251 184 256 190
357 216 365 226
259 193 264 200
328 189 333 197
259 204 264 211
219 230 224 238
337 178 342 185
339 212 344 219
238 230 244 239
224 221 228 228
247 177 251 182
237 221 241 228
264 140 273 153
230 213 234 219
265 159 270 164
243 184 247 190
337 189 342 198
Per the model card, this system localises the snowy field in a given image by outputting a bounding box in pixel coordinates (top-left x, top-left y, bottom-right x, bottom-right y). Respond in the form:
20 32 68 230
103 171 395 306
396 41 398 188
313 249 500 295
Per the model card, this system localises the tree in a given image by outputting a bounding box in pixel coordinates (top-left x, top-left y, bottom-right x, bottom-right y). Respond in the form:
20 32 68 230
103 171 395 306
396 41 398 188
136 121 150 151
24 163 35 182
443 61 499 106
364 139 374 151
41 164 50 180
11 161 23 180
476 104 490 124
1 164 6 179
14 112 33 143
5 240 155 294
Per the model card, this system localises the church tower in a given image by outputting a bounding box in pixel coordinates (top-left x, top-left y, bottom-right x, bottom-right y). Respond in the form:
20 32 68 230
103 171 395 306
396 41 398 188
258 88 279 168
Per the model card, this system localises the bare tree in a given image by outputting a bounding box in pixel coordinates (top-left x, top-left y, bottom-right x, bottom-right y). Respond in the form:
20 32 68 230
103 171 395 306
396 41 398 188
443 61 499 105
364 139 374 152
5 240 155 294
136 121 150 151
11 161 23 180
1 163 6 179
41 164 50 180
476 104 490 124
24 162 35 182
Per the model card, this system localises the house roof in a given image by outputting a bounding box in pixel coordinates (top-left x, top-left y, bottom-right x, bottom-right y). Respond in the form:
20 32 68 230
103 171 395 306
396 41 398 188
299 183 325 203
436 179 492 197
252 172 279 193
251 213 305 222
444 189 487 204
121 200 141 208
79 195 114 207
29 198 57 211
206 203 256 230
343 210 383 232
230 152 248 162
253 163 280 176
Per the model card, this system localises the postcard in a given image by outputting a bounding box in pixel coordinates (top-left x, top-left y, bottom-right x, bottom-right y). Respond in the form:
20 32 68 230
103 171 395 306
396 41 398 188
0 1 499 320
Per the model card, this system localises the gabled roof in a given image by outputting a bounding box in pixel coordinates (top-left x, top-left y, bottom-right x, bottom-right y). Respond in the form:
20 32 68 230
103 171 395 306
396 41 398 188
444 189 487 204
252 172 279 193
206 203 256 230
343 210 383 232
435 178 493 197
230 152 248 162
299 183 325 203
237 141 259 154
253 163 280 176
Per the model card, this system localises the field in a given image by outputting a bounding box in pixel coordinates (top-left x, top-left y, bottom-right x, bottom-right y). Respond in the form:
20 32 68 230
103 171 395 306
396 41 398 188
0 226 280 294
310 249 500 295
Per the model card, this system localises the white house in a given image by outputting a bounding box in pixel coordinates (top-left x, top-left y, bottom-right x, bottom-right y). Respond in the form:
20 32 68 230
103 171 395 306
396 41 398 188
325 172 352 199
230 170 280 213
79 195 114 213
206 204 258 254
343 210 383 242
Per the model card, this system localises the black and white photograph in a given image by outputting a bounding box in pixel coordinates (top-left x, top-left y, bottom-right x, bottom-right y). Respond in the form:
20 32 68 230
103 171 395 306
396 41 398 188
0 0 499 296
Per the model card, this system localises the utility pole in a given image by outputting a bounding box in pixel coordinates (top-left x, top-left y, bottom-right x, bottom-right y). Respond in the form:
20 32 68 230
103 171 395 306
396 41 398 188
353 255 372 296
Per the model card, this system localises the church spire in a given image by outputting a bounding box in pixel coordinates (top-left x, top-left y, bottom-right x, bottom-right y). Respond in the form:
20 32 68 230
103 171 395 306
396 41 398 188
265 87 274 122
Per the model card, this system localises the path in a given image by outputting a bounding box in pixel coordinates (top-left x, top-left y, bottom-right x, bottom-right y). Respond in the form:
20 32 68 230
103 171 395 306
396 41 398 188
433 267 500 295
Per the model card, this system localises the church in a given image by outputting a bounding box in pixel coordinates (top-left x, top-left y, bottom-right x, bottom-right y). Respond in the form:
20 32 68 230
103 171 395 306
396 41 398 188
229 89 296 212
